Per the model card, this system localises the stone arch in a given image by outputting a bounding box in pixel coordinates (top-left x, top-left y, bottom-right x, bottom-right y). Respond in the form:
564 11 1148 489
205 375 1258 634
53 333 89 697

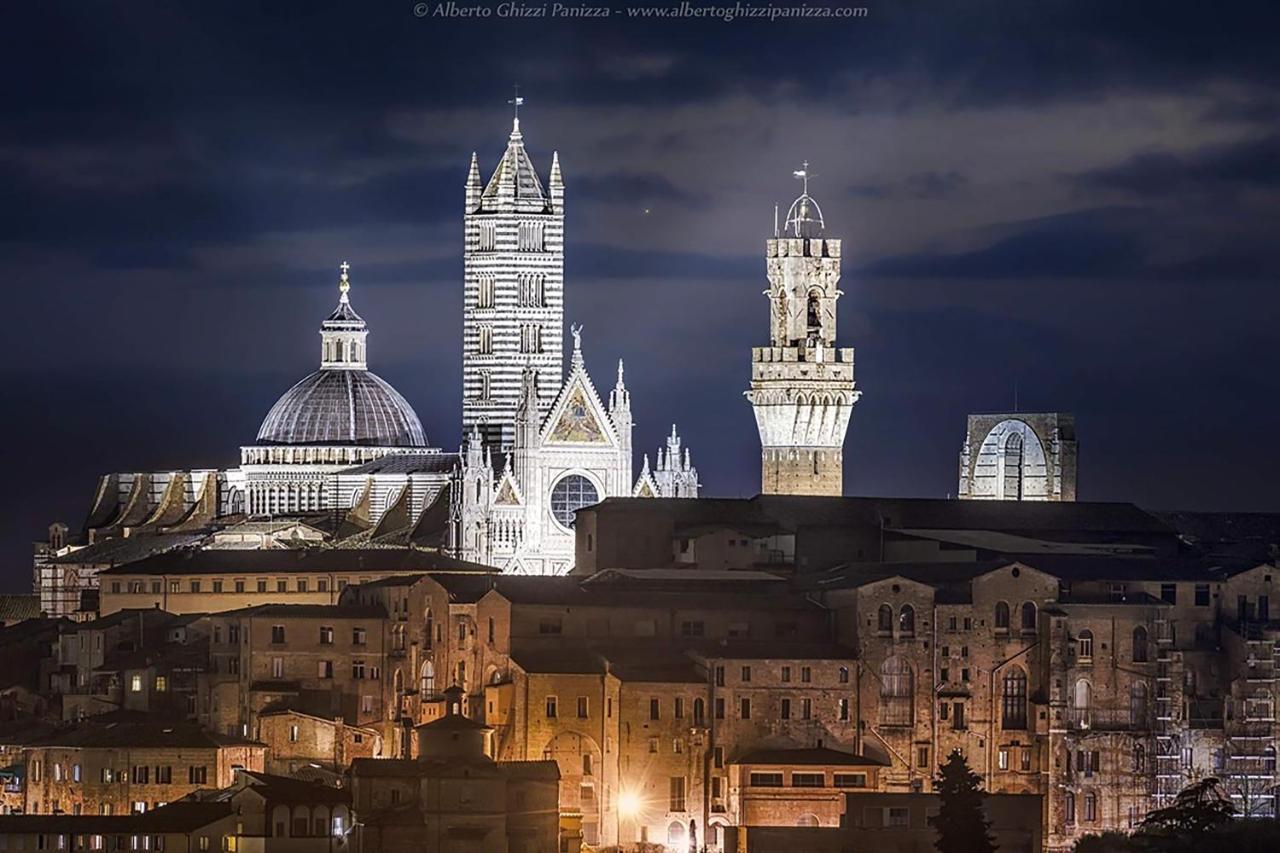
972 419 1050 500
541 731 604 825
796 813 820 827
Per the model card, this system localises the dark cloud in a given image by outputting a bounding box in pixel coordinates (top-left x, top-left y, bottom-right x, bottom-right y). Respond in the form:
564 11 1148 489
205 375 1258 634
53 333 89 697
858 210 1147 280
849 171 969 201
1073 134 1280 197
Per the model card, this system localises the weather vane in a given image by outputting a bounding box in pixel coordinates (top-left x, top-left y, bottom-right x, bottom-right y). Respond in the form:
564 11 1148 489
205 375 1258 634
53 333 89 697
508 84 524 120
792 160 813 196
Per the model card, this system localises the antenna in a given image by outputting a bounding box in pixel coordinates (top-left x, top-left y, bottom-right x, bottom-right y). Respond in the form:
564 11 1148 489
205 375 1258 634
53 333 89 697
774 204 779 238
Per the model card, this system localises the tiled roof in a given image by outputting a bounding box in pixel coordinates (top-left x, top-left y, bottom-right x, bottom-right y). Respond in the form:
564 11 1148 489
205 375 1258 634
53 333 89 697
0 596 40 622
0 801 231 832
47 533 205 566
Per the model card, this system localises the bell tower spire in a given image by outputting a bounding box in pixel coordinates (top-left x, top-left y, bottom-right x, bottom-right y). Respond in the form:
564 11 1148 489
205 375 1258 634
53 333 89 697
320 261 369 371
745 166 860 495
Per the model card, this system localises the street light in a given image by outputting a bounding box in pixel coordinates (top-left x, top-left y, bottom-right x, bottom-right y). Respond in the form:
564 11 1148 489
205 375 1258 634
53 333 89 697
618 789 642 819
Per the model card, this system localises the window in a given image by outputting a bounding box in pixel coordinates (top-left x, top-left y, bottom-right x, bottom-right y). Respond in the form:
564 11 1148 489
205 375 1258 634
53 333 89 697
1084 792 1097 822
649 737 659 754
918 746 930 769
155 766 171 784
952 702 966 730
478 324 493 355
277 580 287 592
1077 630 1094 662
272 658 284 679
792 773 824 788
899 605 916 636
1161 584 1177 605
130 675 143 693
318 660 333 679
577 697 589 719
834 773 867 788
782 666 791 683
270 626 285 644
1002 668 1028 729
741 666 752 682
998 749 1009 770
1065 791 1076 824
877 604 893 634
715 666 725 686
801 698 812 719
189 581 201 593
1133 626 1149 662
478 222 496 251
650 698 660 720
994 601 1010 631
1021 748 1032 771
1133 744 1146 772
838 698 850 721
749 772 784 787
680 621 705 637
519 323 543 354
188 766 207 785
353 627 367 645
550 475 599 529
1021 602 1037 631
154 676 167 693
132 766 148 784
289 725 300 743
477 274 495 308
740 698 751 720
801 666 811 683
887 807 909 828
538 618 563 635
674 697 684 719
297 579 307 592
257 580 267 592
839 666 850 684
715 698 725 719
351 660 365 679
1195 584 1211 607
545 696 558 719
780 698 791 720
319 626 333 645
879 657 914 726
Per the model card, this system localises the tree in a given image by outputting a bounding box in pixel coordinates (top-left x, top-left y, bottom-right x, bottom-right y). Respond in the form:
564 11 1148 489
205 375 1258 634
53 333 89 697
1140 777 1236 836
931 749 998 853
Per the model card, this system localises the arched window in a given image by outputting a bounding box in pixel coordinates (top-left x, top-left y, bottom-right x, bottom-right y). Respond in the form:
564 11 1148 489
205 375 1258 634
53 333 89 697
1265 746 1277 776
692 698 705 726
420 660 435 696
1133 743 1145 772
806 291 822 334
879 657 914 727
995 602 1010 631
1132 626 1149 662
1130 682 1149 727
1002 668 1028 730
667 822 686 846
899 605 916 637
1084 791 1097 822
1064 791 1076 824
1003 431 1025 500
1021 602 1037 632
877 605 893 634
1073 679 1092 710
1077 630 1094 662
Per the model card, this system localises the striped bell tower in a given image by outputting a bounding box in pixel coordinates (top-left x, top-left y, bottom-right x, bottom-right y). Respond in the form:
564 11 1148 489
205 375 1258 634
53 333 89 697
462 95 565 450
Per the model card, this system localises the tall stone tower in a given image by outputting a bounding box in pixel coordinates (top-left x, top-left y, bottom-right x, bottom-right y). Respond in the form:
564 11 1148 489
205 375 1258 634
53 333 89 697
746 166 860 496
462 104 565 451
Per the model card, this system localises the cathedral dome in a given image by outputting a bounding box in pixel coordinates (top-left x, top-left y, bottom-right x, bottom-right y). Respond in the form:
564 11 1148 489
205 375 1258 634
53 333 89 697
255 263 428 448
256 369 428 447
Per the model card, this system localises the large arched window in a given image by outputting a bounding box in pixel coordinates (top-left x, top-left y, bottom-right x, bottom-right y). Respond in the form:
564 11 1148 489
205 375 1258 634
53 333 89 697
899 605 916 637
1132 626 1149 663
879 657 914 727
1130 682 1149 727
1084 791 1097 822
877 605 893 634
1002 668 1028 730
1003 432 1025 500
995 602 1010 631
1021 602 1037 632
1065 791 1076 824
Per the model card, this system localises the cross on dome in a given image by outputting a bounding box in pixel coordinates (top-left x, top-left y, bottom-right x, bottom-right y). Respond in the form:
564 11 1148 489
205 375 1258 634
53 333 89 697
339 261 352 302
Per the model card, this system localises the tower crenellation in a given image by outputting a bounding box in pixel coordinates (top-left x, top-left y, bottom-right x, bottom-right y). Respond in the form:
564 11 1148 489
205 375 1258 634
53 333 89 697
746 165 861 496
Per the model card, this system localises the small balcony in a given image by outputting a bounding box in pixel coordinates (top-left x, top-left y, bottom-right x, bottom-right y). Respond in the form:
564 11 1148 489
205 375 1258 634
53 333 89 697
1064 708 1153 732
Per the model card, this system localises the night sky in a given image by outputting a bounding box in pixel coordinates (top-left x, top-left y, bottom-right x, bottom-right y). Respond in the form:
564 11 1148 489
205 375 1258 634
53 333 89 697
4 1 1279 587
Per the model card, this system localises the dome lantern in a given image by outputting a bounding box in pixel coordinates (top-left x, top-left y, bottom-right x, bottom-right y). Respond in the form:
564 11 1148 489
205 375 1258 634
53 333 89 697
320 261 369 370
